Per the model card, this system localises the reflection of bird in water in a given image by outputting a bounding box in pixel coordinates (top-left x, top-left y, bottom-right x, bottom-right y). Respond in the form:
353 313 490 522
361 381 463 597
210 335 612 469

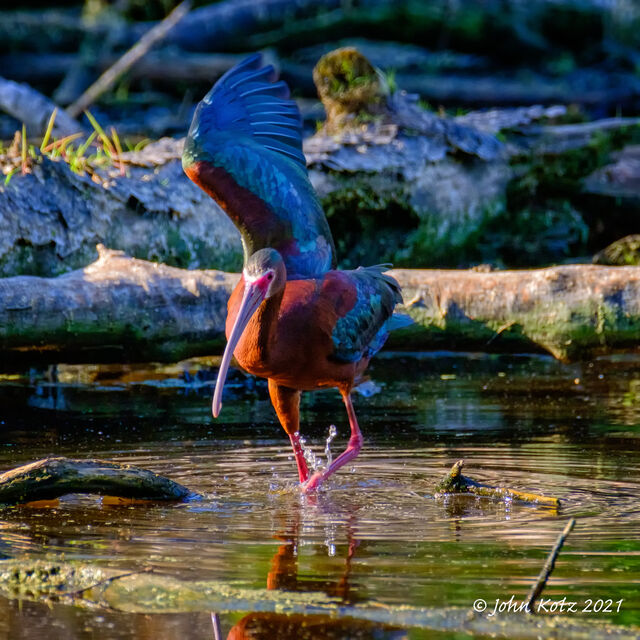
183 54 402 491
223 511 405 640
226 613 406 640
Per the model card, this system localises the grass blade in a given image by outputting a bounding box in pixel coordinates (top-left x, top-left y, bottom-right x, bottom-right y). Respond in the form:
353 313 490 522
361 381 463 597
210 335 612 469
84 110 116 156
42 133 83 154
40 108 58 152
110 126 125 176
76 131 98 159
21 123 27 175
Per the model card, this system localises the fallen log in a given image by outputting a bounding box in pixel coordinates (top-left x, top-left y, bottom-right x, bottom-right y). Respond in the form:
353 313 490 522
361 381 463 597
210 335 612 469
0 51 246 86
0 147 242 279
0 456 194 506
1 248 640 365
395 70 640 110
394 265 640 361
0 76 82 137
0 245 238 365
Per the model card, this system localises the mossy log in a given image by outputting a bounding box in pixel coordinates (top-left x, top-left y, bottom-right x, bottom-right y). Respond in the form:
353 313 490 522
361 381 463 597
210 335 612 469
393 264 640 361
0 456 194 505
0 245 237 365
435 460 559 507
2 55 638 277
0 559 637 639
1 249 640 364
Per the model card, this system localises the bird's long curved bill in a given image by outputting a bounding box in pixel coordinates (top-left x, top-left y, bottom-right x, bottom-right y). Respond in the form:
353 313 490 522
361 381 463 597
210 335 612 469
212 282 266 418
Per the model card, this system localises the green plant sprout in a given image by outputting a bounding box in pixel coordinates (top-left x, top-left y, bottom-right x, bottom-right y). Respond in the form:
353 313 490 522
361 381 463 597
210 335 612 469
2 110 132 185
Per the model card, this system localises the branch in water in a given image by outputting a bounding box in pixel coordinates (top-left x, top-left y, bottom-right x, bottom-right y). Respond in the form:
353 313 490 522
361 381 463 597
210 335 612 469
525 518 576 613
434 460 560 507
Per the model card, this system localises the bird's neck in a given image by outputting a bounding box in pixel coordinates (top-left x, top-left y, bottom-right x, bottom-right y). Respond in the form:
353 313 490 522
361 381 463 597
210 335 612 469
250 288 284 361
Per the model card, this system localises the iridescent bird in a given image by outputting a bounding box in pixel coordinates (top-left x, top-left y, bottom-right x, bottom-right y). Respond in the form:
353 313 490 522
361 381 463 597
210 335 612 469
183 54 402 491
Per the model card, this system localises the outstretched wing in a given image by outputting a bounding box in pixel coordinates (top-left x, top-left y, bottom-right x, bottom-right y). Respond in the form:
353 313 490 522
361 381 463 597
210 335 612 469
182 53 335 279
330 266 402 363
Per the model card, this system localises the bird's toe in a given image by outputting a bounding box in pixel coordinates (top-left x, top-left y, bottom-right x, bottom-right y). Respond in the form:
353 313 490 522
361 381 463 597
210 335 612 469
301 471 325 493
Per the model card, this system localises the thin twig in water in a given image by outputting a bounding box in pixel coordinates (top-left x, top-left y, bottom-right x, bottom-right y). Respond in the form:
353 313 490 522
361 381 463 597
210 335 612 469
525 518 576 613
61 566 154 598
66 0 192 118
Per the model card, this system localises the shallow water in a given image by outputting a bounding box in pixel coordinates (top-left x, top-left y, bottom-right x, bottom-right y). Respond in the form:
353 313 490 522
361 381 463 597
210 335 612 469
0 352 639 639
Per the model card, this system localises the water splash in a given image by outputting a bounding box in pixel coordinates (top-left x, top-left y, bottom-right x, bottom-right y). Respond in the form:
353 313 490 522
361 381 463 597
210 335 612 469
299 436 320 471
299 425 338 472
324 424 338 467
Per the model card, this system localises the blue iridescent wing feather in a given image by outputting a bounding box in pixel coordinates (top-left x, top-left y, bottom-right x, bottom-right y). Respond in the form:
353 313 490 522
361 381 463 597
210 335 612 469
183 54 335 279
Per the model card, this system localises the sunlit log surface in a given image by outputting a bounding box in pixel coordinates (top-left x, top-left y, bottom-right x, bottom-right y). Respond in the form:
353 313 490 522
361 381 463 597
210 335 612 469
393 265 640 361
0 456 193 505
0 558 637 639
0 245 237 365
1 247 639 364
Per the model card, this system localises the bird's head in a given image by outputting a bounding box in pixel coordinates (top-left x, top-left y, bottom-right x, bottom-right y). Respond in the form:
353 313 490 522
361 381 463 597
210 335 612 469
212 249 286 417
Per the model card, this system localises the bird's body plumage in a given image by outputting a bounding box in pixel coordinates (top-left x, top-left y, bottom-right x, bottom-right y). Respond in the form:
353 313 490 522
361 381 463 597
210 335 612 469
183 53 403 490
227 266 401 392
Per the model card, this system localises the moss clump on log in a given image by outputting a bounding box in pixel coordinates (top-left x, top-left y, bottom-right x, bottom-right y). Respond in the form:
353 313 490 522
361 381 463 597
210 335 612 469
593 235 640 267
0 456 195 505
312 47 388 130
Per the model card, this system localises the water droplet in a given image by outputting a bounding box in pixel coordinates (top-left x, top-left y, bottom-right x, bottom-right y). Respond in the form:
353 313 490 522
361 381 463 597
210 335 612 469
324 424 338 467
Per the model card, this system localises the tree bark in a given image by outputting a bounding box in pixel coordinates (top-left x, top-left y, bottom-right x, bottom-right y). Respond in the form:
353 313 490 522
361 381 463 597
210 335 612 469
1 248 640 365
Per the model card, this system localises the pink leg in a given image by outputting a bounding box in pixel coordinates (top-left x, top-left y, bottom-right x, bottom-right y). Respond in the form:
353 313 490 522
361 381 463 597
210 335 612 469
289 431 309 483
302 391 363 493
268 379 309 483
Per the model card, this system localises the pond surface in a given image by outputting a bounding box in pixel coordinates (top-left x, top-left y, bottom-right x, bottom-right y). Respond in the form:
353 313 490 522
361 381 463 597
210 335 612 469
0 352 638 639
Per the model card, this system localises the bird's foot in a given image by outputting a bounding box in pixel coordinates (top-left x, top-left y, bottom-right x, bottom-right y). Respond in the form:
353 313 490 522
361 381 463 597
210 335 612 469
301 470 325 493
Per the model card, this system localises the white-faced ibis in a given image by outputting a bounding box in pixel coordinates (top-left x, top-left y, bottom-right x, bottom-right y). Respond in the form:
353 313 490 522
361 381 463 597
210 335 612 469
183 54 402 491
